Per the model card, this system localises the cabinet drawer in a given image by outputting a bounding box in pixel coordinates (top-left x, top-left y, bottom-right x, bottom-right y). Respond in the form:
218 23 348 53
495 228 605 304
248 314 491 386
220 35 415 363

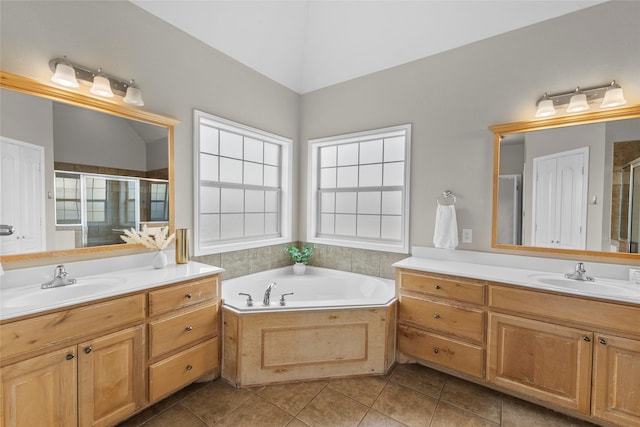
399 296 484 343
398 270 485 305
149 275 218 316
397 324 484 378
149 302 218 359
1 294 146 362
488 285 640 336
149 337 219 402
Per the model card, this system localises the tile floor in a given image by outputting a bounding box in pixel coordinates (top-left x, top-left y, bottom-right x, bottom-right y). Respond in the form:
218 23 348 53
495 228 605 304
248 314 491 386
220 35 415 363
117 363 597 427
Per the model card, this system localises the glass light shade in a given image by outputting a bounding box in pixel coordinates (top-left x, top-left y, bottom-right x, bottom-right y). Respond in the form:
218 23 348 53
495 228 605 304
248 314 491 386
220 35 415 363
535 99 556 118
51 63 79 88
123 86 144 106
567 93 589 113
601 87 627 108
90 75 114 97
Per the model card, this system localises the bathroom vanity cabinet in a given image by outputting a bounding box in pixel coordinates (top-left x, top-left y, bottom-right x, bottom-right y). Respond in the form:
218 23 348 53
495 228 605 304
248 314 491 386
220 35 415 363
396 267 640 427
0 273 221 427
396 269 487 379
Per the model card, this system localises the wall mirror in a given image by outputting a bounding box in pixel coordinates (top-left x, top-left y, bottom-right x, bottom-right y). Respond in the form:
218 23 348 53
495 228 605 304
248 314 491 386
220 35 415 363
0 71 178 264
490 104 640 261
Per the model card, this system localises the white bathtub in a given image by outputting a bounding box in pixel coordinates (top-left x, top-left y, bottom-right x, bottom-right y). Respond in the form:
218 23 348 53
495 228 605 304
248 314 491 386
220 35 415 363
222 266 396 311
221 266 397 386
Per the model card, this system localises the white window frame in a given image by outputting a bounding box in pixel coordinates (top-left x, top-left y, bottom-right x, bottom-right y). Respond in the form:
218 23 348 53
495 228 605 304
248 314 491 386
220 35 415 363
307 124 411 253
193 110 292 255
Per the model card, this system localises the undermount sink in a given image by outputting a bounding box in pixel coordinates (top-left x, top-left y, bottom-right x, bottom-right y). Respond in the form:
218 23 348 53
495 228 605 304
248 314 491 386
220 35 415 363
529 274 640 299
2 276 126 308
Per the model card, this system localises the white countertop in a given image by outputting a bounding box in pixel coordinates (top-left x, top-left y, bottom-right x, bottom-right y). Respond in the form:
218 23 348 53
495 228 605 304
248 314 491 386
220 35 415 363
393 256 640 305
0 261 223 321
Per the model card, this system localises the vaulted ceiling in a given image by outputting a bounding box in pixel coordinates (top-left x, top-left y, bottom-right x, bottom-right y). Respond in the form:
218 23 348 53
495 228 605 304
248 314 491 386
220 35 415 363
131 1 604 94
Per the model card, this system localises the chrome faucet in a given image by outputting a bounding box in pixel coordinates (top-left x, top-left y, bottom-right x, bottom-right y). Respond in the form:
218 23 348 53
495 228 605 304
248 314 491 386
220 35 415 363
41 265 77 289
263 282 277 306
564 262 594 282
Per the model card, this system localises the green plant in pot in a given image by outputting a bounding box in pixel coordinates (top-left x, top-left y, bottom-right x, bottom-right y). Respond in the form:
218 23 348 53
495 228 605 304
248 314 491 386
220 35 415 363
284 244 314 274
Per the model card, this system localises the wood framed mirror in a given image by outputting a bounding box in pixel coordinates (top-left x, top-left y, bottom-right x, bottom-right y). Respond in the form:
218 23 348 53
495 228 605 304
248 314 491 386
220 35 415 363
490 104 640 261
0 71 179 266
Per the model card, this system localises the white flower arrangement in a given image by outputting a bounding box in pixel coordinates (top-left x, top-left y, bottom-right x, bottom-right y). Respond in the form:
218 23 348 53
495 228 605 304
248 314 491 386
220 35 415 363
120 225 175 251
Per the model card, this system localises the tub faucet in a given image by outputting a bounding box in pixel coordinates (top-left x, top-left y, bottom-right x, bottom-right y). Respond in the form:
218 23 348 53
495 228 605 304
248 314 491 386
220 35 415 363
42 265 77 289
263 282 277 306
564 262 594 282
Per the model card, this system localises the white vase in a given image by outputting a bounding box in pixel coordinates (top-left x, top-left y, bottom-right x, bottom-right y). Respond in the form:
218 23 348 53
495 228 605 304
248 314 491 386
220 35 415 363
292 262 306 275
152 251 168 269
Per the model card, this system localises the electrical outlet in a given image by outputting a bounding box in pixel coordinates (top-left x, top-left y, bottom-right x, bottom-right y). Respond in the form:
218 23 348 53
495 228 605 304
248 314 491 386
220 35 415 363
462 229 472 243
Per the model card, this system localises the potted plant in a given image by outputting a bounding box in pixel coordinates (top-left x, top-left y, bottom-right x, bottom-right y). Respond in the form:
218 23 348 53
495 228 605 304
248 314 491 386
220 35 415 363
284 244 314 275
121 225 175 269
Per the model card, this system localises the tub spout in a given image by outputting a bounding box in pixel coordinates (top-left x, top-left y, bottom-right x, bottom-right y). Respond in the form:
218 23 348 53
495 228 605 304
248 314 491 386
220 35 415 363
263 282 277 306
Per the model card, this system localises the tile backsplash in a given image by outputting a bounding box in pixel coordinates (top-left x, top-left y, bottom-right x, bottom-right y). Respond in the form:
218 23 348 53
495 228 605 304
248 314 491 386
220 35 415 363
192 242 407 280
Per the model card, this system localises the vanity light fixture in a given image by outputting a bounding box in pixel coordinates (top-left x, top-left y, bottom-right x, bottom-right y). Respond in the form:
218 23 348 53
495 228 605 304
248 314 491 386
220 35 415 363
51 57 79 88
49 57 144 107
534 80 627 118
89 68 114 98
566 88 589 113
534 93 556 118
123 80 144 106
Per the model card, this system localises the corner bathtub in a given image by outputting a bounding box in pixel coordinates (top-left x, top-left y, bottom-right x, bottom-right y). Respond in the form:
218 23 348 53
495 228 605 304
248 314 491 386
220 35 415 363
221 266 397 386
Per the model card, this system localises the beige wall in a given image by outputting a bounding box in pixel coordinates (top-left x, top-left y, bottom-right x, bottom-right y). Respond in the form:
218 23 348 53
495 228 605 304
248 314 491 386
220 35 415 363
299 1 640 253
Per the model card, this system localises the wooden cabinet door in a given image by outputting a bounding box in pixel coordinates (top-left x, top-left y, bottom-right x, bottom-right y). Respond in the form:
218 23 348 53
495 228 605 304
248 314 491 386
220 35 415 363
78 325 144 427
487 313 593 413
592 334 640 426
0 347 77 427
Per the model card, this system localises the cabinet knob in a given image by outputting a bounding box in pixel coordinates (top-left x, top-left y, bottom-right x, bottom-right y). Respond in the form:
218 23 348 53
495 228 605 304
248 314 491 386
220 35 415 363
434 285 441 290
433 314 440 319
599 338 607 345
186 365 193 371
84 346 92 354
433 348 439 354
185 293 192 299
583 336 591 342
66 353 75 360
185 326 193 331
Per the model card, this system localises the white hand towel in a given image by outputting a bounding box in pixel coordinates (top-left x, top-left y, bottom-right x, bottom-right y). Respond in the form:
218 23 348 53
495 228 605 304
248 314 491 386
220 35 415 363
433 204 458 249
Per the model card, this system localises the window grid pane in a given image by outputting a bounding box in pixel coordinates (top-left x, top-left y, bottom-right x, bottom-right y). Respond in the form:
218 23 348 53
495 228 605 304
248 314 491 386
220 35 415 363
197 114 286 246
313 126 409 247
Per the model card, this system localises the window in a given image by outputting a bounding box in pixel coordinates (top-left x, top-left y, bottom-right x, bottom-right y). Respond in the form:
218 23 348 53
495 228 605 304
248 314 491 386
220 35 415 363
194 110 292 255
55 172 81 225
149 182 169 221
85 177 107 223
308 124 411 253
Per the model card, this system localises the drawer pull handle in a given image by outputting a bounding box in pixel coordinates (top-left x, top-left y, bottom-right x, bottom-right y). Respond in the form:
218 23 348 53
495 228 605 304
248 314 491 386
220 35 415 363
434 285 441 290
433 314 440 319
583 336 591 342
186 365 193 371
66 353 75 360
185 326 193 331
599 338 607 345
185 293 193 299
84 346 92 354
433 348 439 354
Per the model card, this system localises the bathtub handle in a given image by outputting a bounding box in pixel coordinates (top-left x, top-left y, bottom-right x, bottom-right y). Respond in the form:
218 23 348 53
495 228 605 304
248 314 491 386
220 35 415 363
280 292 294 306
238 293 253 307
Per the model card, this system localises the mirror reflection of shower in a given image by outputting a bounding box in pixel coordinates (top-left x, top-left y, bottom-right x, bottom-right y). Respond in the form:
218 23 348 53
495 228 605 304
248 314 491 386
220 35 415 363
624 160 640 253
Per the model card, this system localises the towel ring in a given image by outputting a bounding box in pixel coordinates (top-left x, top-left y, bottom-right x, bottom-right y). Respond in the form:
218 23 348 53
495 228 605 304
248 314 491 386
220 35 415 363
437 191 456 206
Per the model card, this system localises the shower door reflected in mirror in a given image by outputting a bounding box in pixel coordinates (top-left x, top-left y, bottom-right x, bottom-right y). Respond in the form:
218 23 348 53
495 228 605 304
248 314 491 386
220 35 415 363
619 159 640 253
55 172 169 249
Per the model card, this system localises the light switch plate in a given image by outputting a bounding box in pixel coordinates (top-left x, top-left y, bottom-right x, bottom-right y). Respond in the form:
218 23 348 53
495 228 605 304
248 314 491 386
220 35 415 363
630 268 640 284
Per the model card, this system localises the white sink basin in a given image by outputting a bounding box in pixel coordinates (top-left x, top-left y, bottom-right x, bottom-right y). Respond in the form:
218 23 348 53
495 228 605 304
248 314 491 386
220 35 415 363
529 274 640 299
2 276 126 308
